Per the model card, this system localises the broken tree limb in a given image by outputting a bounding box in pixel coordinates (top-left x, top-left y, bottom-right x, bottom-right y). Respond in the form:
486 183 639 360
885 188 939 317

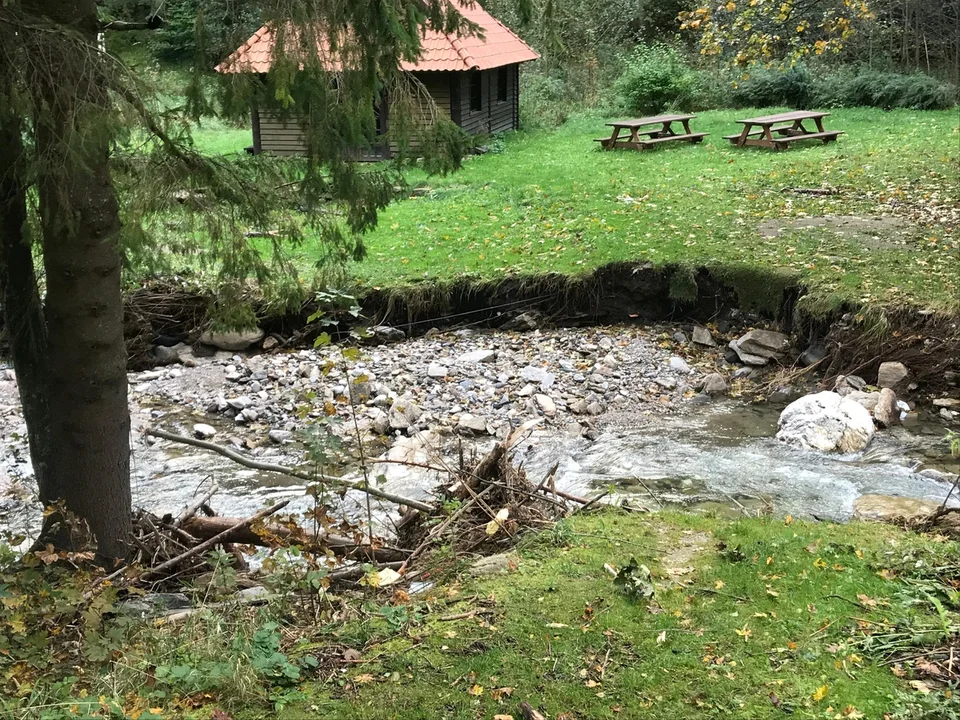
145 427 434 512
535 485 591 505
140 500 289 583
180 515 410 562
175 484 220 527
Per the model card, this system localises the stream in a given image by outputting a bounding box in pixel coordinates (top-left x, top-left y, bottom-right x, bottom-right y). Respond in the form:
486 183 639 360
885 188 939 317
1 330 957 545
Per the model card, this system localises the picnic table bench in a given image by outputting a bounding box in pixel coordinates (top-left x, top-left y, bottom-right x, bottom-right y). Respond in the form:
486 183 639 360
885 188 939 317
595 114 707 151
724 110 843 150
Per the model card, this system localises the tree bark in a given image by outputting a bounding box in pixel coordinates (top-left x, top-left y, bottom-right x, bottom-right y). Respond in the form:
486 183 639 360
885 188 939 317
28 0 132 560
0 102 54 496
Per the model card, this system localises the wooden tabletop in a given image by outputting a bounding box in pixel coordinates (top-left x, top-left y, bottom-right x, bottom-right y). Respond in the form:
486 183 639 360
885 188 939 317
737 110 829 125
606 114 696 128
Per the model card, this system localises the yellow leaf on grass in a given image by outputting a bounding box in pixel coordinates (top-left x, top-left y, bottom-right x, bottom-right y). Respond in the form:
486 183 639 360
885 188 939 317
467 684 484 696
735 624 751 641
910 680 932 694
812 685 829 702
354 674 375 684
494 716 515 720
714 580 725 589
814 557 828 569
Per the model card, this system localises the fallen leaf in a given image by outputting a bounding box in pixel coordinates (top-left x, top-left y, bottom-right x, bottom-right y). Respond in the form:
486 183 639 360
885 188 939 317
545 623 569 629
494 716 514 720
467 684 484 696
353 674 375 684
813 685 829 702
735 624 752 641
856 594 877 608
486 508 510 536
714 580 725 589
656 630 667 644
878 569 898 581
844 706 865 718
909 680 932 694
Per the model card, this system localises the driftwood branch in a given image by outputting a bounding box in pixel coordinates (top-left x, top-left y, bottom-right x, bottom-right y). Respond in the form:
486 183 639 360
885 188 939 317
175 485 220 527
181 515 409 562
140 500 289 583
145 427 434 512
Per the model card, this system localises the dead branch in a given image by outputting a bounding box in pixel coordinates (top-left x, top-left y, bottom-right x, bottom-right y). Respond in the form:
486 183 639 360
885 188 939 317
175 484 220 527
139 500 289 583
145 427 434 512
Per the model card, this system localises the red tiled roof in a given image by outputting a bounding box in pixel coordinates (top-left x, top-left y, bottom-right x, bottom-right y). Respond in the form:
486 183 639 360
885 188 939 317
216 0 539 74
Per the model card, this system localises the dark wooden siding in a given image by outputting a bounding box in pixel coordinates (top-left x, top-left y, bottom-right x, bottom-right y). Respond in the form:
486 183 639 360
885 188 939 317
454 65 520 136
253 66 519 157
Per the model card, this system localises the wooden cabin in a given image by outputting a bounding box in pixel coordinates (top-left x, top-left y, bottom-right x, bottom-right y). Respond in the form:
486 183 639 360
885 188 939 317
216 2 539 157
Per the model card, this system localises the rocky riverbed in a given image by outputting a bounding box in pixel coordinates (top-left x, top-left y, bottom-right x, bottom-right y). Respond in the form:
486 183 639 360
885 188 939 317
0 320 957 544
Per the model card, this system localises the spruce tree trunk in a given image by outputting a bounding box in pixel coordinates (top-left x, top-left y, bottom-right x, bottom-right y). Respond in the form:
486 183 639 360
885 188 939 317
30 0 131 560
0 111 54 496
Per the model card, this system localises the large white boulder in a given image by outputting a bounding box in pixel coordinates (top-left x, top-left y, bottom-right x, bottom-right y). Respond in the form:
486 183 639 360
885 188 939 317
776 391 875 453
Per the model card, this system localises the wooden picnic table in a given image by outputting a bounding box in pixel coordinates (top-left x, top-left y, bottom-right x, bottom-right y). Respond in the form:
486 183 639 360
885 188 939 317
595 114 708 151
724 110 843 150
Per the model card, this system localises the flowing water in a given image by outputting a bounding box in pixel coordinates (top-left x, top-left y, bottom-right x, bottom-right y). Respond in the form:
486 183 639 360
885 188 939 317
2 397 957 545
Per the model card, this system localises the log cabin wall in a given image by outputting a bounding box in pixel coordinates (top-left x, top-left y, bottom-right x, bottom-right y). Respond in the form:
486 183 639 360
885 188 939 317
253 64 518 158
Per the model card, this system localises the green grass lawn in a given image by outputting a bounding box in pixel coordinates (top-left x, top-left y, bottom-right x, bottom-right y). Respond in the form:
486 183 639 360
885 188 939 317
280 511 960 720
321 108 956 312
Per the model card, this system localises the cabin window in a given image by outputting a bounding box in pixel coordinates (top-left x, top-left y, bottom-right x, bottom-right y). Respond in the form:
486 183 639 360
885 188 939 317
497 67 508 102
469 71 482 112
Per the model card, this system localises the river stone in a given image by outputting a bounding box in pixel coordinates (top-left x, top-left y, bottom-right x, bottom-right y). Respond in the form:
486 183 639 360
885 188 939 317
799 342 828 367
456 413 488 435
728 339 770 367
370 325 406 343
933 398 960 409
535 394 557 416
942 408 959 422
692 326 716 347
469 552 519 577
521 366 555 388
878 361 910 390
427 363 449 379
261 335 279 351
152 344 181 366
368 408 391 435
200 328 264 351
702 373 728 396
569 399 589 414
268 429 294 444
874 388 899 428
776 391 875 453
458 349 496 364
853 494 939 524
735 329 791 358
847 390 880 413
193 423 217 439
389 400 422 430
669 356 692 374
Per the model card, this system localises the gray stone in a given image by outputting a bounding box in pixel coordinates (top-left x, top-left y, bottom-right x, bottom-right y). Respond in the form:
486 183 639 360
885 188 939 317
586 401 604 416
468 552 519 577
458 349 497 364
520 366 555 388
692 326 716 347
268 429 294 444
456 413 488 435
878 361 910 390
262 336 279 351
227 396 251 410
237 586 271 603
941 408 959 423
800 342 828 367
200 328 264 352
368 408 391 435
517 383 536 397
654 377 677 390
873 388 899 428
388 400 422 430
702 373 728 396
502 312 540 331
668 356 692 374
672 331 688 344
535 394 557 416
569 399 589 414
118 592 191 618
776 391 875 453
370 325 406 343
193 423 217 439
152 344 181 366
427 363 449 379
919 468 952 481
847 390 880 412
728 339 770 367
734 330 791 359
933 398 960 409
853 494 939 524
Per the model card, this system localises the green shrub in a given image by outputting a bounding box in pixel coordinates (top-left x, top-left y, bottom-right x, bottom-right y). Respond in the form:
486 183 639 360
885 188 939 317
614 44 699 115
519 72 570 128
732 65 815 109
814 69 956 110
